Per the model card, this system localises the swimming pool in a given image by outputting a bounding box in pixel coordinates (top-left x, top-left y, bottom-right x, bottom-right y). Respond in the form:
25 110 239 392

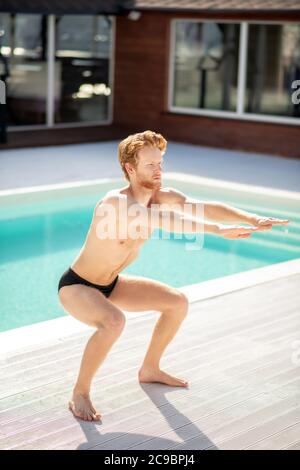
0 175 299 332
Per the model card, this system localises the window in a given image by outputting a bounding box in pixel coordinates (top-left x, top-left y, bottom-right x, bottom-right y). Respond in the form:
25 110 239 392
0 14 47 126
170 20 300 123
0 13 114 127
54 15 112 123
172 21 240 112
246 23 300 118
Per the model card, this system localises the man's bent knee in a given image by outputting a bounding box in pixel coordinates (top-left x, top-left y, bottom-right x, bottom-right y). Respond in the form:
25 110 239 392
164 291 189 317
101 311 126 335
177 292 189 315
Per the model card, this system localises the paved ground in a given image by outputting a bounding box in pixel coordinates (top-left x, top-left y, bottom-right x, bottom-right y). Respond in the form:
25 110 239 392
1 141 300 192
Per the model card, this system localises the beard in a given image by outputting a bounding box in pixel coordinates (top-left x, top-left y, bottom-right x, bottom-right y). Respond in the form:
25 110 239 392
138 176 161 190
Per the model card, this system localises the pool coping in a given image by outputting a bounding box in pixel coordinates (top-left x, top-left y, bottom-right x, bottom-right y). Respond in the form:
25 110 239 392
1 172 300 201
1 174 299 356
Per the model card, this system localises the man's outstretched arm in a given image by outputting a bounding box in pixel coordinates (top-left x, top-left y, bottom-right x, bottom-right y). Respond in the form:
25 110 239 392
158 187 289 229
95 193 258 240
157 208 259 239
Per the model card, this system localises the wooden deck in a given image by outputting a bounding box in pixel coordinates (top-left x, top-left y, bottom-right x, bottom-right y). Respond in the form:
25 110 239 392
0 273 300 450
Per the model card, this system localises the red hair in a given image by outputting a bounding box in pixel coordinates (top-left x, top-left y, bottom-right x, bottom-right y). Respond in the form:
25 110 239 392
118 130 167 181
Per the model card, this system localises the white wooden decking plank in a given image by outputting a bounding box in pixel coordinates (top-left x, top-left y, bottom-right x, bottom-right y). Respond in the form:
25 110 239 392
90 379 300 451
284 440 300 450
2 312 298 403
2 356 299 450
0 322 297 427
0 325 295 425
1 272 296 382
0 315 157 369
1 301 298 400
1 296 297 381
2 272 298 367
0 313 157 367
1 300 207 366
0 342 291 437
211 408 300 450
0 274 298 450
0 335 257 422
0 335 259 430
244 422 300 449
1 295 291 376
0 326 254 399
127 383 300 451
3 348 292 448
1 350 294 440
5 371 300 450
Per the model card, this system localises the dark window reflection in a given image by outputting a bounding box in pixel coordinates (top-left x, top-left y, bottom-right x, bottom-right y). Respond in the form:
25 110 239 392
246 24 300 118
0 14 47 126
173 21 240 111
54 15 112 123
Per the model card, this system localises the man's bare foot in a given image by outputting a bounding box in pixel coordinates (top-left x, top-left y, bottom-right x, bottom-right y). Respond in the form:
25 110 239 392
68 391 102 422
138 367 188 387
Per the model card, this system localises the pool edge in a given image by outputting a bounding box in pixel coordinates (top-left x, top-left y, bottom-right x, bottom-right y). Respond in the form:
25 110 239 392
1 173 300 201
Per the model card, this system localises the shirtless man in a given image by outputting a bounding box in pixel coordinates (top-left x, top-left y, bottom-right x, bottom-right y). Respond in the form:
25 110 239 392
58 130 289 422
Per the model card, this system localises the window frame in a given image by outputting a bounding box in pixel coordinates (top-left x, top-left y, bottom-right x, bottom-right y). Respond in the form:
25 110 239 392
168 18 300 126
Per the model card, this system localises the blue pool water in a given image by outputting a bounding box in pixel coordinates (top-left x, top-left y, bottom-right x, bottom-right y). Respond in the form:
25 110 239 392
0 188 299 332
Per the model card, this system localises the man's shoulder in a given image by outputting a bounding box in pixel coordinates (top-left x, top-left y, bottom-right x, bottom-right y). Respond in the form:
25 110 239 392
154 186 186 204
92 190 126 222
95 189 128 207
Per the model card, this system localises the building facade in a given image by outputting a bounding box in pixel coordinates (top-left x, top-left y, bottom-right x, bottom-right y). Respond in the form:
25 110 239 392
0 0 300 157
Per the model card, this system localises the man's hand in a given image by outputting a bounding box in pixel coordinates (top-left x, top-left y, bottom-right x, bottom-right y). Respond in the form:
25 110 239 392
250 215 289 231
217 224 259 239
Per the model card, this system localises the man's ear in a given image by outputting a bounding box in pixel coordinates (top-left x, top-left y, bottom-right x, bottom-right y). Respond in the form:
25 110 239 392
125 162 134 175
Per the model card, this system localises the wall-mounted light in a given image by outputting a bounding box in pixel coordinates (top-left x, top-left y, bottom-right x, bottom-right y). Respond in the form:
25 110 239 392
127 11 141 21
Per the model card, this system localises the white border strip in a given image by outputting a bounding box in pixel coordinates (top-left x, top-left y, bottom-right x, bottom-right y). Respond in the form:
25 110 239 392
180 257 300 304
164 173 300 200
1 173 300 200
0 177 122 197
0 177 123 207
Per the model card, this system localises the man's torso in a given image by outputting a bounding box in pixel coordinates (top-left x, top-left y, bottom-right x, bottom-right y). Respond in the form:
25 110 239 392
71 186 174 284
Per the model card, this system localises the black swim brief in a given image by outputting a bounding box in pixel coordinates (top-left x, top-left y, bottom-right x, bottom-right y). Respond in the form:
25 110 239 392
58 267 118 298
